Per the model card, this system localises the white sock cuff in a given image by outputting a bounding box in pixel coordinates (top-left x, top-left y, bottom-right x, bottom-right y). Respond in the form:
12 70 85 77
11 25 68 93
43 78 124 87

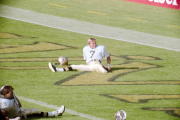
48 112 55 117
56 68 64 72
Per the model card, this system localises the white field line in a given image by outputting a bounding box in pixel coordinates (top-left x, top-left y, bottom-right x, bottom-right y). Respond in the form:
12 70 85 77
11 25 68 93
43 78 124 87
1 15 179 52
0 5 180 52
17 96 106 120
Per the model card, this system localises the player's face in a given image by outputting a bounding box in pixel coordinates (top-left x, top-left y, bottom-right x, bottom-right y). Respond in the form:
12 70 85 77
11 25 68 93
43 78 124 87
5 90 13 98
89 41 97 49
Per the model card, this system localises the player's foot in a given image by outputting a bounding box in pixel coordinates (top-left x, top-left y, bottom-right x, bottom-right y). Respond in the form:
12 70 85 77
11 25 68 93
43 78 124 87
49 62 57 72
52 105 65 116
114 110 126 120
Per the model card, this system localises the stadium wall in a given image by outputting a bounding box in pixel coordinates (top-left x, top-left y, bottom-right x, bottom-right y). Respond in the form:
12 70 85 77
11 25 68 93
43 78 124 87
125 0 180 10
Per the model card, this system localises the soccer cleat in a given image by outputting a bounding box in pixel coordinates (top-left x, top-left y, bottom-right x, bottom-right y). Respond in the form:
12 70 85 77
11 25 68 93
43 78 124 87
114 110 126 120
48 62 57 72
52 105 65 116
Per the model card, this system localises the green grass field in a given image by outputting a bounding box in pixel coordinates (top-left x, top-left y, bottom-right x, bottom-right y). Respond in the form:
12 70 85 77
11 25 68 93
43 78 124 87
0 0 180 120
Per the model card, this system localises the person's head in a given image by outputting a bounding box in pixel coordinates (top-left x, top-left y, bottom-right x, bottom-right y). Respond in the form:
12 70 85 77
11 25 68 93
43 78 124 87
88 38 97 49
0 85 14 98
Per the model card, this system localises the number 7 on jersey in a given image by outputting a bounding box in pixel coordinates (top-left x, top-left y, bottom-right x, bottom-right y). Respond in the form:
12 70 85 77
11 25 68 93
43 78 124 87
90 51 95 58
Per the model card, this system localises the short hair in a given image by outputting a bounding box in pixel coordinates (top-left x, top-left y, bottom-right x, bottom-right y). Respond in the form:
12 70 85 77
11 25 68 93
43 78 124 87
87 38 96 44
0 85 14 95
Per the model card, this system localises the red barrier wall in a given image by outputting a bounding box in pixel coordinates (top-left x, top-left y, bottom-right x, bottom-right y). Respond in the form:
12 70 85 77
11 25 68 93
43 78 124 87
125 0 180 10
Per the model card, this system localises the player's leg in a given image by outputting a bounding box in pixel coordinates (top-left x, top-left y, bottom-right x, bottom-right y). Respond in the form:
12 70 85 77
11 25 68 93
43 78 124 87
93 64 107 73
70 64 93 71
98 65 108 73
25 105 65 117
49 62 93 72
49 62 72 72
48 105 65 116
25 108 41 115
89 61 108 73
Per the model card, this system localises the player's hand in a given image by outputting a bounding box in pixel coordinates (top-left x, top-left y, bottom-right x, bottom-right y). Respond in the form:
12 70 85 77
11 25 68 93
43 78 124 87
15 117 21 120
107 63 110 71
107 66 110 71
21 111 27 119
18 111 27 119
9 117 21 120
18 107 27 119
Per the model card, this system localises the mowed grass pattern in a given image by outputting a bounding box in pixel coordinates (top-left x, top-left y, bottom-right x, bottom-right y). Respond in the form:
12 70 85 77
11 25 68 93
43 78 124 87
0 0 180 120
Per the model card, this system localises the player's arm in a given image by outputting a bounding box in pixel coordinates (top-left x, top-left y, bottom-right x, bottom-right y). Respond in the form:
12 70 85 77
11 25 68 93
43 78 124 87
107 56 111 71
15 96 22 108
0 110 20 120
0 109 8 120
83 47 88 65
15 96 26 119
103 46 111 71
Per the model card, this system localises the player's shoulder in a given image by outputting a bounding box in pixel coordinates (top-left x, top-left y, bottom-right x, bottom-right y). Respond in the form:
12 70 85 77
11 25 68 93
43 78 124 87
96 45 106 49
83 45 90 50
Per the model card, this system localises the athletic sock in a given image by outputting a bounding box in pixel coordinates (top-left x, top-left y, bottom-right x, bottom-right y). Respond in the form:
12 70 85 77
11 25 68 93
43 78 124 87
56 67 73 72
64 67 73 71
48 112 55 117
27 112 48 117
56 68 65 72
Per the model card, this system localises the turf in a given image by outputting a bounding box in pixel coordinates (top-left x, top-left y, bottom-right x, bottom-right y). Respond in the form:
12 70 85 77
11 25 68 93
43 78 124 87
0 0 180 38
0 0 180 120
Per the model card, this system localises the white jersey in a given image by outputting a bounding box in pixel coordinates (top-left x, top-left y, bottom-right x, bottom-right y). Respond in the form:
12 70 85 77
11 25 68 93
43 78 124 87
0 92 20 118
83 45 109 63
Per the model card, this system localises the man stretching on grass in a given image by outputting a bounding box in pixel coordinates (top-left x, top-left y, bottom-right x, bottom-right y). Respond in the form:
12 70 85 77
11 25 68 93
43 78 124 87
0 85 65 120
49 38 111 73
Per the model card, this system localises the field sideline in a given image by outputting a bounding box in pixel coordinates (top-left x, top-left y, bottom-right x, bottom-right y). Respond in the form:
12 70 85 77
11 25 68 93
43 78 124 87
0 5 180 51
0 0 180 120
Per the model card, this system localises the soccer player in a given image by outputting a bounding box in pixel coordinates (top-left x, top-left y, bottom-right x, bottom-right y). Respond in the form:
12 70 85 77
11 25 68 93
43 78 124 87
49 38 111 73
0 85 65 120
